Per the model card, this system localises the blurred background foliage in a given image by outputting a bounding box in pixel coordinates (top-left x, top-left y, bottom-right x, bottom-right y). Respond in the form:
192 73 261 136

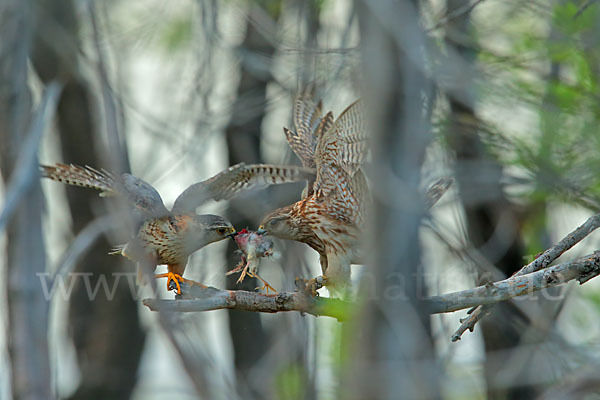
1 0 600 399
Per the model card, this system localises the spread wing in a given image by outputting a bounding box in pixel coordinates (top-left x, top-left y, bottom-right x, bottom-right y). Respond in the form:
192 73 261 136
310 100 368 226
284 90 326 169
314 100 367 195
315 100 367 176
324 169 369 226
172 163 316 214
41 163 169 218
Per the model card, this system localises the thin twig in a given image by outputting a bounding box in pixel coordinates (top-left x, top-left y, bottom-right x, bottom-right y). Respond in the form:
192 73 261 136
138 260 213 397
50 214 114 285
518 214 600 276
574 0 598 19
87 4 208 394
88 1 127 172
427 0 488 32
452 213 600 341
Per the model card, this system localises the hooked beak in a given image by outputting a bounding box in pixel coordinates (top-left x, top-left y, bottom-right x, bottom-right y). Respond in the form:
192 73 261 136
257 225 267 235
226 227 237 241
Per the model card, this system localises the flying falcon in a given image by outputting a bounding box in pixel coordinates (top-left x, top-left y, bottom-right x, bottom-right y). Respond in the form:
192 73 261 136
259 93 452 296
42 162 314 294
259 92 369 294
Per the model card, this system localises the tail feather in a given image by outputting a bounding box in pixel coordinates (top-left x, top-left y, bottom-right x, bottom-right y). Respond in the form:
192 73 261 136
108 244 127 256
40 163 117 196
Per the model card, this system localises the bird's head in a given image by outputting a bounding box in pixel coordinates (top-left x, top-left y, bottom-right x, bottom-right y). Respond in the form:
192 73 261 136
258 205 299 240
187 214 236 250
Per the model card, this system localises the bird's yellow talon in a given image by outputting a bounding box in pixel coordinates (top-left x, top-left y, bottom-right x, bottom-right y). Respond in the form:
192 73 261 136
234 269 277 292
155 272 184 294
298 275 327 297
260 282 278 294
248 271 277 293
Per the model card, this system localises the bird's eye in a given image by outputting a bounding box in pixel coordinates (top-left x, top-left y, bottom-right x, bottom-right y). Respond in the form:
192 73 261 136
216 227 227 235
269 219 281 228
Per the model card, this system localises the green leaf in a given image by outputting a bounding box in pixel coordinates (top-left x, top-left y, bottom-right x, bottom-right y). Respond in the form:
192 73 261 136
160 15 193 51
275 363 306 400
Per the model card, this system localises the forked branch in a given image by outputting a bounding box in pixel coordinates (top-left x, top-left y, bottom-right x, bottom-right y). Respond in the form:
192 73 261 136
143 251 600 323
451 213 600 341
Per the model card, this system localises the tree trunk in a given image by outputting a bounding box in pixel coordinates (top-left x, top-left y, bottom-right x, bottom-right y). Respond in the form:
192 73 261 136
30 2 145 399
444 1 543 398
0 1 53 398
344 1 440 399
223 4 275 397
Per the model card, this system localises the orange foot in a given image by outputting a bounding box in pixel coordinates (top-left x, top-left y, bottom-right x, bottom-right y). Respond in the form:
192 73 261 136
295 275 327 297
231 261 277 293
155 272 185 294
155 273 208 294
247 271 277 294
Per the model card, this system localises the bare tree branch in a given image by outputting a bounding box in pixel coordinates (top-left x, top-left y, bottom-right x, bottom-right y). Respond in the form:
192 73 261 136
50 215 114 284
427 251 600 314
88 0 129 172
143 282 350 321
452 213 600 341
137 261 215 398
518 214 600 276
142 250 600 323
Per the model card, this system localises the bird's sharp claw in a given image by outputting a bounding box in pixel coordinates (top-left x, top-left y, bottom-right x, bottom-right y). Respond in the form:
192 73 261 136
247 270 277 293
155 271 184 294
235 267 248 285
256 280 277 294
228 252 276 293
295 276 325 297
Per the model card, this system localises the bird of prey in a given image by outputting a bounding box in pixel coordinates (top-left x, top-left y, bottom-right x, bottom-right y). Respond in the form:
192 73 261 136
259 93 453 296
42 162 314 294
259 92 369 294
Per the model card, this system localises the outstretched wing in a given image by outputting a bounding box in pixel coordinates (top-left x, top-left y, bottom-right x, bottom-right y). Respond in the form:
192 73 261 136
314 100 367 198
172 163 316 214
284 90 326 169
41 163 169 218
324 169 369 226
316 100 367 176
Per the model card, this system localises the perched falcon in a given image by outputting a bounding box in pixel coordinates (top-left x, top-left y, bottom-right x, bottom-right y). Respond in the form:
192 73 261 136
259 93 369 293
260 93 452 296
42 162 315 294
